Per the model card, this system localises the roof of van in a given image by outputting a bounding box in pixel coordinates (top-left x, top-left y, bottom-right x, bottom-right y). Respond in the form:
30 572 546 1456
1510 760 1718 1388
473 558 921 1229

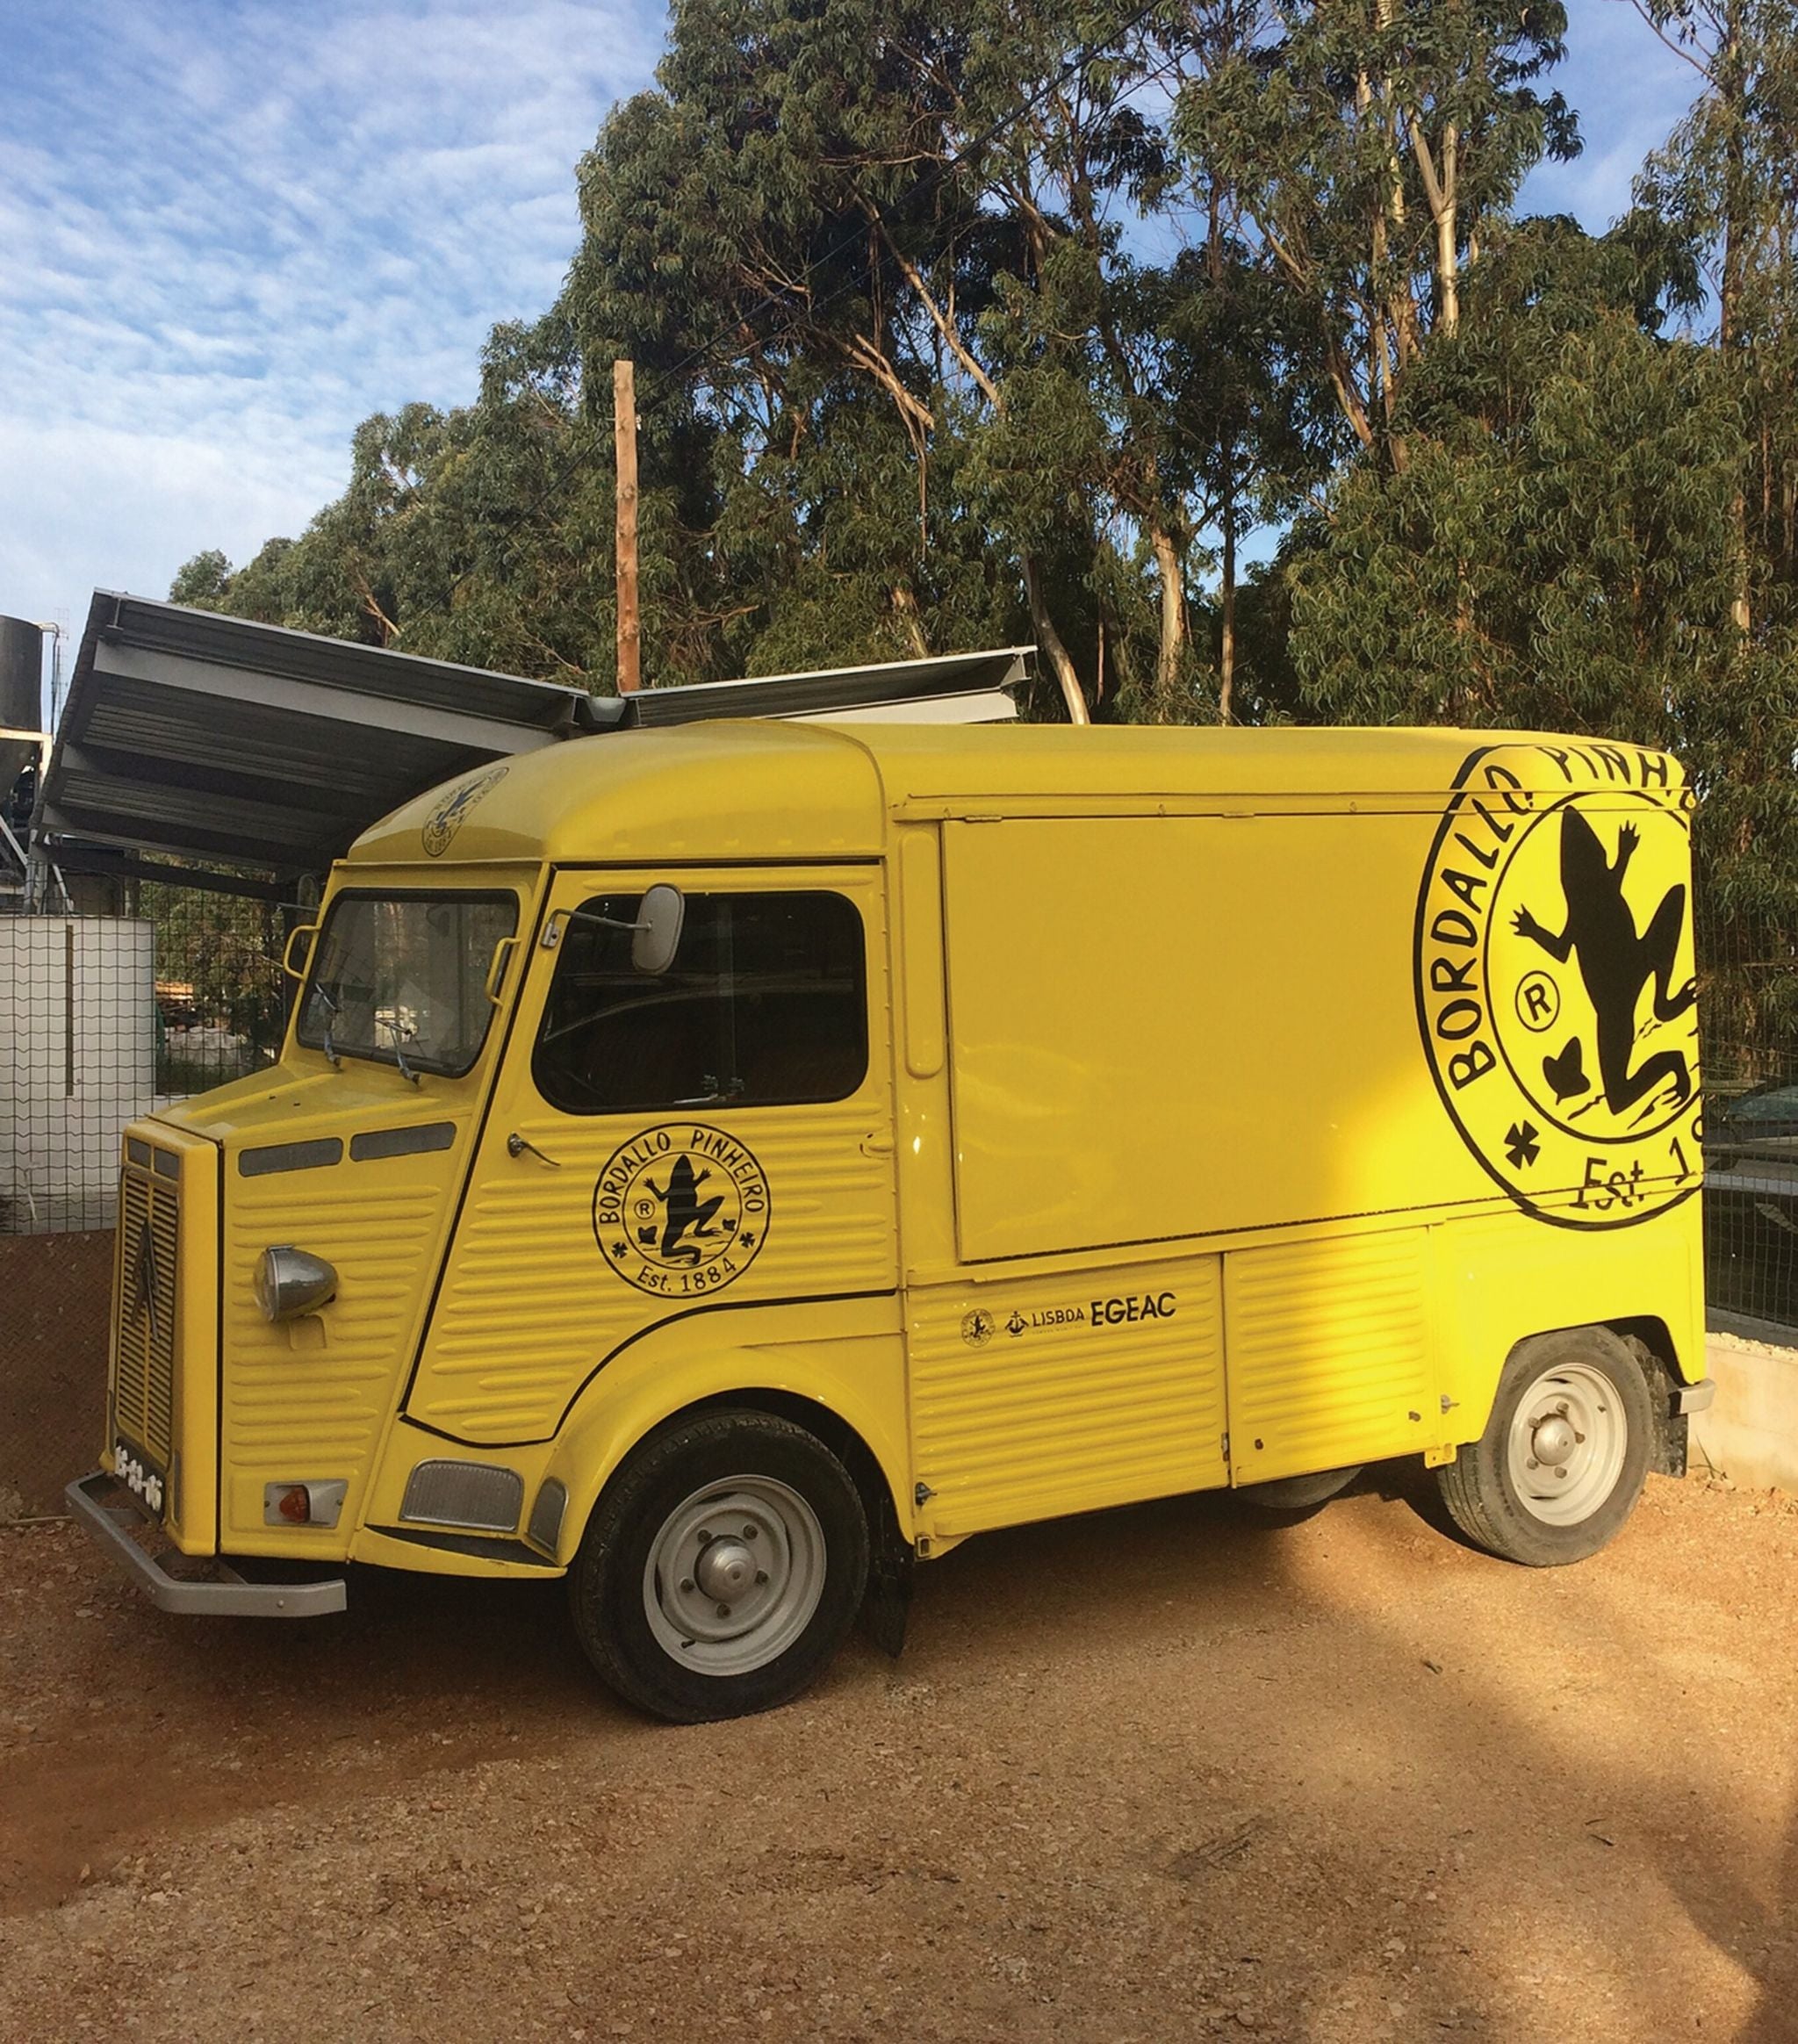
345 719 1684 870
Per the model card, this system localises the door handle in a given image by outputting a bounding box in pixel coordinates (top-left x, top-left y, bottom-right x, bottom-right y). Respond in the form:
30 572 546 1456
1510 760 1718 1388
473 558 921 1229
859 1133 896 1157
507 1132 563 1168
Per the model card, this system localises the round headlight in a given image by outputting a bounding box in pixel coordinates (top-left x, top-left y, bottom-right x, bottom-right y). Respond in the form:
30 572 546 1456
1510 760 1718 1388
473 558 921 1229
255 1246 338 1322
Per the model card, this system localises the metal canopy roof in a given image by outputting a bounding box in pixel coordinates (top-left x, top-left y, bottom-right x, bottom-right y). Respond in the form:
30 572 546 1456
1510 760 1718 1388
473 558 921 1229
39 594 594 882
35 592 1030 889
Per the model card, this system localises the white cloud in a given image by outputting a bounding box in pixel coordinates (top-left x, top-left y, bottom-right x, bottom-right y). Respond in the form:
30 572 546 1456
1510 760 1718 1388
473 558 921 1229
0 0 664 630
1518 0 1701 229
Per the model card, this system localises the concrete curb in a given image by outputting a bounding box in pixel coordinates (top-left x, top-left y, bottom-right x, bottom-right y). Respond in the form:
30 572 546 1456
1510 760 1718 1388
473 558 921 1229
1694 1330 1798 1493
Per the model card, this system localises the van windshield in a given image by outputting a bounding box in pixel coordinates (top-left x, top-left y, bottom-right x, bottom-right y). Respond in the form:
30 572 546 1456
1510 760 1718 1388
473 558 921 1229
298 891 517 1077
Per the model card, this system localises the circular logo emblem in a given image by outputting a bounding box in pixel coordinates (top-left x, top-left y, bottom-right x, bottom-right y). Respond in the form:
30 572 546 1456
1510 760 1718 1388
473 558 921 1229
593 1124 770 1297
1415 742 1701 1228
960 1309 996 1347
422 765 508 857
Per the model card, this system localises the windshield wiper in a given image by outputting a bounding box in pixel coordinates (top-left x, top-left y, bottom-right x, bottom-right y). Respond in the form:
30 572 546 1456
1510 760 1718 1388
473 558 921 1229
312 985 342 1070
378 1015 422 1086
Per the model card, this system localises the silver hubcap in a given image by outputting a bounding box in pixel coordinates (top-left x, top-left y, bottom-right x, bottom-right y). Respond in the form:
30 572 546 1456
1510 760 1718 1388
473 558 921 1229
1506 1361 1627 1526
644 1475 825 1676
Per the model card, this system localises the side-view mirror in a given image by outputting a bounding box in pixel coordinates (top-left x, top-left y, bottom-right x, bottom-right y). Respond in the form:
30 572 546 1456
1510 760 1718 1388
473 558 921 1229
631 883 686 976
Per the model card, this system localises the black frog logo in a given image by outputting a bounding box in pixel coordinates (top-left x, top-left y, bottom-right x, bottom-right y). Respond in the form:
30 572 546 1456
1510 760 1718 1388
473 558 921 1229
641 1154 728 1265
1416 741 1701 1228
593 1124 770 1296
1510 809 1695 1120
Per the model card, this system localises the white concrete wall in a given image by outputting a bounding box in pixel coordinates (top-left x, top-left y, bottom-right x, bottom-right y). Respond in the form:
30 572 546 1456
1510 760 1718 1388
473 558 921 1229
1694 1332 1798 1493
0 918 155 1232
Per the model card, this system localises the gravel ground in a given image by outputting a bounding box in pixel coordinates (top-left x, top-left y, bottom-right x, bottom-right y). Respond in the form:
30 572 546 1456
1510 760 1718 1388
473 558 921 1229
2 1470 1794 2044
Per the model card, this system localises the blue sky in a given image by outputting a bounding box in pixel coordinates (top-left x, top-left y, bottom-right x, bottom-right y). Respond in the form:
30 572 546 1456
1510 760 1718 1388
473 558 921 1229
0 0 1700 668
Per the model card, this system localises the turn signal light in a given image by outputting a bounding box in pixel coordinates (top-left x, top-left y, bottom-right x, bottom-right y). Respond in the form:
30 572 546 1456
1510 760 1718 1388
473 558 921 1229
262 1479 348 1529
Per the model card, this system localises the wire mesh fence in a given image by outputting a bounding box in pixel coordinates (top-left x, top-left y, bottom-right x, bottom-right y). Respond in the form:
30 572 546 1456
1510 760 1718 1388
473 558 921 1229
1 889 291 1234
1 917 155 1233
137 880 291 1100
1698 908 1798 1335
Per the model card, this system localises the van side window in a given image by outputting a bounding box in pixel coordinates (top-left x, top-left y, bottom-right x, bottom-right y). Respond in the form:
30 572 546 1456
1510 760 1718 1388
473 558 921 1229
533 891 868 1113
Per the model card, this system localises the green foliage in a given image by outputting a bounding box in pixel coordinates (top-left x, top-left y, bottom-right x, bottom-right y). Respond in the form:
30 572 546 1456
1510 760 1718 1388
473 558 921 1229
1291 228 1744 733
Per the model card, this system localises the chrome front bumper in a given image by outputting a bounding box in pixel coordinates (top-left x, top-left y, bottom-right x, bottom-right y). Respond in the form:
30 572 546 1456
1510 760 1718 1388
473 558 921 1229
67 1472 348 1618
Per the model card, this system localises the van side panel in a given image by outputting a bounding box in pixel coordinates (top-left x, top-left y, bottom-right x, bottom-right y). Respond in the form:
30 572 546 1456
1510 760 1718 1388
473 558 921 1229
941 813 1485 1263
1226 1228 1435 1484
909 1252 1226 1537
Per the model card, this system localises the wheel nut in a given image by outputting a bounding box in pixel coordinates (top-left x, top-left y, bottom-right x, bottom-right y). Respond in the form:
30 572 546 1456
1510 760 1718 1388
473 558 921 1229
755 1570 769 1586
696 1529 712 1544
716 1602 731 1619
743 1524 758 1539
1527 1458 1539 1471
1554 1467 1568 1479
680 1578 695 1594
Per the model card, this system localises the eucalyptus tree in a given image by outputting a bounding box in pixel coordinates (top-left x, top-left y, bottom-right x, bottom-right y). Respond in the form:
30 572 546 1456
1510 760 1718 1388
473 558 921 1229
1636 0 1798 630
565 0 1217 711
1290 220 1741 731
1171 0 1579 467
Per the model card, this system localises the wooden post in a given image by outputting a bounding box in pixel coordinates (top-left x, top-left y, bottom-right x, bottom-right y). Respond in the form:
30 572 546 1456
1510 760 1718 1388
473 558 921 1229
613 358 641 695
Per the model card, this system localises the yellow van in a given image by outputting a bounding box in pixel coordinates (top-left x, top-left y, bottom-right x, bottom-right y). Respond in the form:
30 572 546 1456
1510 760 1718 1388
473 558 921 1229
73 720 1714 1721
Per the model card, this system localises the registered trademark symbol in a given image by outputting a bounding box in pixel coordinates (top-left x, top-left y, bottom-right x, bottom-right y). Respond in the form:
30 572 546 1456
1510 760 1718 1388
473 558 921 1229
1514 971 1560 1033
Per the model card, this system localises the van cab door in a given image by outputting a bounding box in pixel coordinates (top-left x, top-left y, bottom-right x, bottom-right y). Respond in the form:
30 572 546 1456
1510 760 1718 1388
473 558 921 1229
402 867 898 1448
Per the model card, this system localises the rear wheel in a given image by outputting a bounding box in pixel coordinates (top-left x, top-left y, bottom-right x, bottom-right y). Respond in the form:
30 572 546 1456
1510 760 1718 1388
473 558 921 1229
568 1408 869 1723
1436 1327 1653 1566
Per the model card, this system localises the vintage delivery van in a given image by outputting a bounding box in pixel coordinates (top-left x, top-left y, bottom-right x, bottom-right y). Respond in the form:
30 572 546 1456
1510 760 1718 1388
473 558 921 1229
72 719 1714 1720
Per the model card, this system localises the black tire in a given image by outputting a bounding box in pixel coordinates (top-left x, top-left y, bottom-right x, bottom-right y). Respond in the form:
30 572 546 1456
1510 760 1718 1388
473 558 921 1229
1436 1326 1653 1566
568 1408 869 1723
1238 1465 1363 1512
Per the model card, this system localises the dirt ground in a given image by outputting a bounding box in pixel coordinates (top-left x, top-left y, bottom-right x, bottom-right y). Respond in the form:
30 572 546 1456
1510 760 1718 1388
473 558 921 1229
1 1469 1794 2044
0 1231 112 1519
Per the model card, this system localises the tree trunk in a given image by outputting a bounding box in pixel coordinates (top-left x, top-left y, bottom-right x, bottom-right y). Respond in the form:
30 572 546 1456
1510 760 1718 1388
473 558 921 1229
1150 523 1188 719
1023 555 1089 724
1436 125 1459 337
613 359 642 694
1219 496 1237 725
891 584 930 659
1719 1 1751 634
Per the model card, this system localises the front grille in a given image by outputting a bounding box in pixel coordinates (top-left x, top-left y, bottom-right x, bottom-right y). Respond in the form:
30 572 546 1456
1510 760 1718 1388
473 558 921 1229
113 1153 179 1478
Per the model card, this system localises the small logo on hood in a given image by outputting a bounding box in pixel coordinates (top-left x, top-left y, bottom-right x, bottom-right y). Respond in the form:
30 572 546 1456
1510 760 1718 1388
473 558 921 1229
422 765 507 857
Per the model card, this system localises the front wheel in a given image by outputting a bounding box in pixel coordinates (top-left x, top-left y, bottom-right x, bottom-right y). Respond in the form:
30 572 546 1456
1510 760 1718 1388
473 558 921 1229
568 1409 869 1723
1436 1326 1653 1566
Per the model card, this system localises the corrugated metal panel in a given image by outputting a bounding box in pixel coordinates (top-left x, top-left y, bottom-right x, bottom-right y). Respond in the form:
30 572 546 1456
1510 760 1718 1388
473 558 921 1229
1226 1229 1435 1484
40 593 583 878
221 1175 451 1533
910 1256 1227 1536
